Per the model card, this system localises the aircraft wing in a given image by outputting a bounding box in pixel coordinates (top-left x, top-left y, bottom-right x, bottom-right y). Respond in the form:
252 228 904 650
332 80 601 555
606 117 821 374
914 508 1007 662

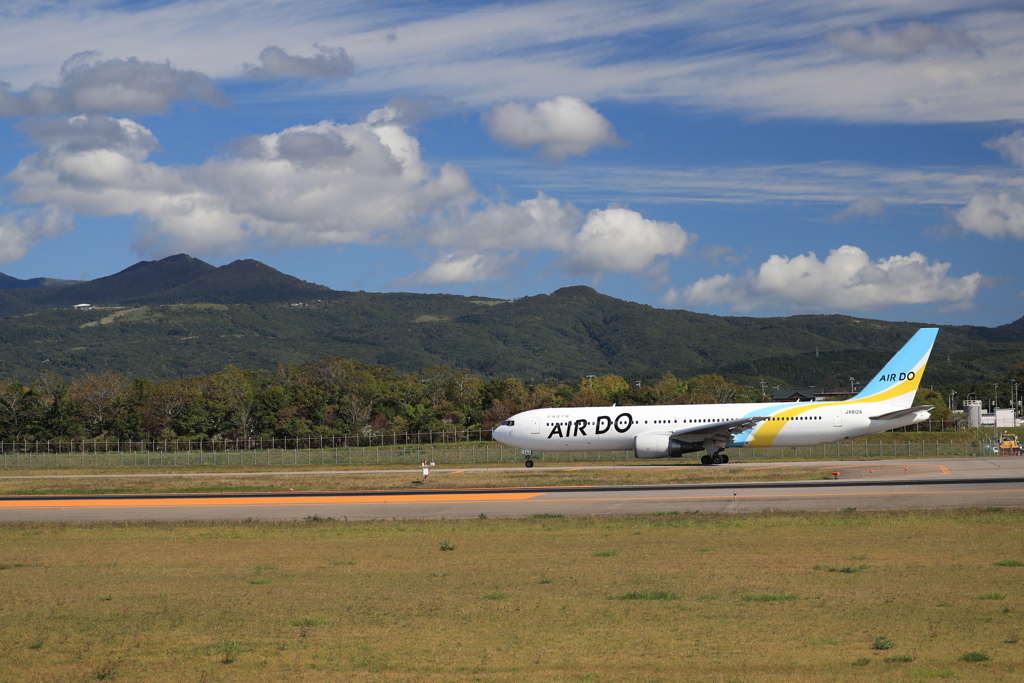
670 416 768 444
869 405 933 420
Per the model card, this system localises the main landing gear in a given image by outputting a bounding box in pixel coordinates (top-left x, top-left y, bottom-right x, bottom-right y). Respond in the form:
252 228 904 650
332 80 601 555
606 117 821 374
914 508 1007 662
523 450 534 468
700 452 729 466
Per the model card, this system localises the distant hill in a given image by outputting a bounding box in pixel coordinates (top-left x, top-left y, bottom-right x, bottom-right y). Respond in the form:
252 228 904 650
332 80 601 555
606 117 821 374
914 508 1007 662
0 262 1021 391
0 254 337 314
1000 314 1024 333
129 258 334 305
0 272 80 290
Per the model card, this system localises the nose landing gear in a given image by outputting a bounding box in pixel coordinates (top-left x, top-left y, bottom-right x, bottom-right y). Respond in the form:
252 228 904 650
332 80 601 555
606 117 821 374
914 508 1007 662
523 450 534 468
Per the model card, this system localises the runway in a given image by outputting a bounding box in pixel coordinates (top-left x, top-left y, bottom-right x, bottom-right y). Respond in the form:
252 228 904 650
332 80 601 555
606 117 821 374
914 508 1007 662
2 457 1022 522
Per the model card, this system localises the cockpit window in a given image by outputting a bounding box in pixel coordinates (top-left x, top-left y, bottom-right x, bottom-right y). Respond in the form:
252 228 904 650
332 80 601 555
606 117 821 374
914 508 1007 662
501 420 515 427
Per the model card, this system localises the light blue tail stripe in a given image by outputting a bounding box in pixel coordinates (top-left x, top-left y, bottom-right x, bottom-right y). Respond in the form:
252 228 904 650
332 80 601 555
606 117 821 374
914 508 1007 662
854 328 938 400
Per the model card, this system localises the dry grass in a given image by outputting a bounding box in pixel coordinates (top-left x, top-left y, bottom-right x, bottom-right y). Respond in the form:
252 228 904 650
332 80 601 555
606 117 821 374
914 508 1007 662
0 508 1022 681
0 465 828 496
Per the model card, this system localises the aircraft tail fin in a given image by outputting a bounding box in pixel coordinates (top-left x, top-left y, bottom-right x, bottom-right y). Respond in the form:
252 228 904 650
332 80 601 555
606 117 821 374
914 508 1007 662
852 328 938 409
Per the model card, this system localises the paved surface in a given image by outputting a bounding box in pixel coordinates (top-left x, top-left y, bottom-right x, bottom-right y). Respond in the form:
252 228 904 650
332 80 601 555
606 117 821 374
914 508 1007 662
1 457 1022 522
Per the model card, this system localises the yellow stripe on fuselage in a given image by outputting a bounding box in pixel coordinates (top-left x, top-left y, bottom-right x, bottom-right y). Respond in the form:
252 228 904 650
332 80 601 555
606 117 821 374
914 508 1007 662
748 357 930 447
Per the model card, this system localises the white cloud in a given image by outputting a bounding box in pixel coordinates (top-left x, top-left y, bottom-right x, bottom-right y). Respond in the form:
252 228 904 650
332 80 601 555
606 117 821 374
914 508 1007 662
404 253 515 285
954 192 1024 239
483 96 618 161
243 45 353 80
0 205 73 264
474 159 1024 208
3 109 689 280
828 22 979 59
429 192 581 252
665 245 982 312
562 207 693 276
2 3 1024 123
832 197 886 220
7 111 474 256
984 130 1024 167
0 52 225 117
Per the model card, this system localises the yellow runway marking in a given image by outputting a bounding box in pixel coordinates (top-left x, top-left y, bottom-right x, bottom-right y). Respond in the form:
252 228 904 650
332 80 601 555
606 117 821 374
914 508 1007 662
0 492 544 509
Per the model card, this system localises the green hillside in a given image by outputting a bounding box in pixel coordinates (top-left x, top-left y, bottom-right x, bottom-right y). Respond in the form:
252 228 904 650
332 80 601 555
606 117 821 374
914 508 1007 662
0 279 1021 391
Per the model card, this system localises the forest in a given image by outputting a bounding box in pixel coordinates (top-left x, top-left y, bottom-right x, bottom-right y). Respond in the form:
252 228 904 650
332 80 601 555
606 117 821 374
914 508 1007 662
2 353 1018 443
0 356 767 442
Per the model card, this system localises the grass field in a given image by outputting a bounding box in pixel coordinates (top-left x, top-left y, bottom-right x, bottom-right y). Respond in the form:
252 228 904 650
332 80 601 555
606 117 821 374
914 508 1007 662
0 465 829 496
1 509 1022 681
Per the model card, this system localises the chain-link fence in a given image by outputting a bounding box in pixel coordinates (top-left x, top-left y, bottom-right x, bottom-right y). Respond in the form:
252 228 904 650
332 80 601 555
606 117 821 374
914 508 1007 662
0 436 1003 469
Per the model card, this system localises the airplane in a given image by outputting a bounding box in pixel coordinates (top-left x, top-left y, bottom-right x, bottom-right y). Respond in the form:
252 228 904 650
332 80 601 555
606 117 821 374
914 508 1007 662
493 328 938 467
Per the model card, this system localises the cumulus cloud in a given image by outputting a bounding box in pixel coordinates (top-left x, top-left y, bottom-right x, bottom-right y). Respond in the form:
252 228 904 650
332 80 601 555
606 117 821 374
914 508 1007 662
7 111 474 256
0 53 225 117
664 245 982 313
429 192 581 253
562 208 693 276
412 200 693 283
483 96 619 161
0 205 73 264
404 253 519 285
243 45 353 80
954 193 1024 239
832 197 886 221
951 132 1024 239
828 22 979 60
3 106 691 281
984 130 1024 167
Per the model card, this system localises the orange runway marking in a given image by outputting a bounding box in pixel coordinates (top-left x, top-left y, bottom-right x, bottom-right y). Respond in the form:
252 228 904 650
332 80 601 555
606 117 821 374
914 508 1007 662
449 470 466 474
0 492 543 509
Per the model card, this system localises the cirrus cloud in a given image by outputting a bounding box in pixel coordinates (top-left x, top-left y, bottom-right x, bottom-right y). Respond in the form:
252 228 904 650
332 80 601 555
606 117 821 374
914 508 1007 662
827 22 980 60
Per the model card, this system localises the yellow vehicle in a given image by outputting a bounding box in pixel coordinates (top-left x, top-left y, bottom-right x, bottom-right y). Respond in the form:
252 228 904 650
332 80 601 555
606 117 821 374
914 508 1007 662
998 433 1021 456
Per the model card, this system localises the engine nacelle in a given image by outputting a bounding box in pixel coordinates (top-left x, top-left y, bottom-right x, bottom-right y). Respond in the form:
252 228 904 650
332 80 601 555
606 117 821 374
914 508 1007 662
633 434 702 459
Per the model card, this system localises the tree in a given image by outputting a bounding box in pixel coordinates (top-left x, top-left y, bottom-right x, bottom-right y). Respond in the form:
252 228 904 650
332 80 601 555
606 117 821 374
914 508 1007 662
36 378 82 439
649 373 688 405
204 367 261 439
140 378 199 438
0 380 39 440
684 375 750 404
68 373 134 436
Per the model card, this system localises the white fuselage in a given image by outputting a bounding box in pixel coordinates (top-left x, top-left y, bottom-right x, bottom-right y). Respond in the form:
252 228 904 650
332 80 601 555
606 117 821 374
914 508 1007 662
492 400 929 454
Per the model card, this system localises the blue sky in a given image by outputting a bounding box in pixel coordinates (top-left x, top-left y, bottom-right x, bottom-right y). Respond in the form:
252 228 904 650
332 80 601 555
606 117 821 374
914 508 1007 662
1 0 1023 326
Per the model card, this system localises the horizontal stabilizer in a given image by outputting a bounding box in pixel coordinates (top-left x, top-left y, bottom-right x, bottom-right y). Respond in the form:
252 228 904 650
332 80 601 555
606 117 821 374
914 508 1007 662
869 405 934 421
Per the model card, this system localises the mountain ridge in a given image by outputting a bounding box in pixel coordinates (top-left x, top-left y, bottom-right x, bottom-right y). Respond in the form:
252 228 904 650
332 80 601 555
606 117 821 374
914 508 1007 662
0 256 1020 391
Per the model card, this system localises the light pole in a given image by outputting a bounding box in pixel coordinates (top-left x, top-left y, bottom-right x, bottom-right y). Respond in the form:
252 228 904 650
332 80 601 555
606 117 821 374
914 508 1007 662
1012 380 1019 423
992 383 999 440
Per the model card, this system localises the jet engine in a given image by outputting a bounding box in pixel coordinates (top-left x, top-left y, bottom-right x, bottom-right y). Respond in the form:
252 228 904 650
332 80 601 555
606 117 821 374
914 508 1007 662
633 433 702 459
